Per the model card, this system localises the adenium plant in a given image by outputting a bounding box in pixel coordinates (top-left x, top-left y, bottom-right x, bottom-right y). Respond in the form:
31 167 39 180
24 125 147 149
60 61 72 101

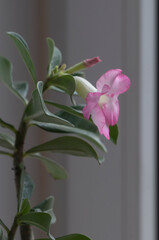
0 32 130 240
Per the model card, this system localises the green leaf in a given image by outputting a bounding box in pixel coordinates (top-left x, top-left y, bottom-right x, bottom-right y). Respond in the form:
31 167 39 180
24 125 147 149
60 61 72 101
19 199 30 216
109 124 118 144
32 196 56 224
0 118 17 133
7 32 37 86
56 108 99 134
34 234 91 240
14 82 29 99
52 46 62 68
45 101 83 119
29 153 67 180
47 38 62 75
18 169 34 212
56 234 91 240
31 121 106 153
18 212 53 238
0 219 9 234
0 56 28 104
24 81 73 127
47 102 100 136
25 136 102 163
47 38 54 76
49 75 75 98
0 151 12 157
0 133 15 150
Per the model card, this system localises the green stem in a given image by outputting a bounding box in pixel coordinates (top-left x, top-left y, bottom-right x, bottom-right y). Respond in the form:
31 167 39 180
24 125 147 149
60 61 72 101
8 217 18 240
10 81 49 240
20 224 34 240
11 119 34 240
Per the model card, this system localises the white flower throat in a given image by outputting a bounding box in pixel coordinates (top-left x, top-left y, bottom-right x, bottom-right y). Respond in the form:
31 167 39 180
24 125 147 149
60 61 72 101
98 94 109 107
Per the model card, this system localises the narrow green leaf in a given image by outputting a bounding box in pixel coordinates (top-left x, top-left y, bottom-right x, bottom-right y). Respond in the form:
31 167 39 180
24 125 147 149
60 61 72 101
47 37 62 75
19 199 30 216
7 32 37 85
109 124 118 144
0 118 17 133
0 56 28 104
29 153 67 180
49 75 75 98
32 196 56 224
47 38 54 76
45 101 84 119
31 121 107 153
24 81 73 127
18 168 34 211
0 150 12 157
0 133 15 150
18 212 52 236
51 46 62 70
0 219 9 234
56 234 91 240
56 109 99 134
14 82 29 99
26 136 102 163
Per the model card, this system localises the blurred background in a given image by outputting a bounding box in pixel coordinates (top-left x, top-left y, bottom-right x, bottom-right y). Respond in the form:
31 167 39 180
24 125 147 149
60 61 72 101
0 0 157 240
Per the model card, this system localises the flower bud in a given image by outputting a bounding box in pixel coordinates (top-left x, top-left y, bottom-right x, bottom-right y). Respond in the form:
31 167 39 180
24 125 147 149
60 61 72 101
74 76 97 100
83 57 101 68
65 57 101 74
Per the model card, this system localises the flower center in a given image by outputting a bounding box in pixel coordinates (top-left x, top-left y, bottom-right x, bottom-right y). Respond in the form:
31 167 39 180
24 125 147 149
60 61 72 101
98 94 109 107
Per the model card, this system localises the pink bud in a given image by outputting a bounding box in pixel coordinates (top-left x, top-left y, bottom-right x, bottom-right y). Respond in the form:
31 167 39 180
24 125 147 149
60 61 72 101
84 57 101 68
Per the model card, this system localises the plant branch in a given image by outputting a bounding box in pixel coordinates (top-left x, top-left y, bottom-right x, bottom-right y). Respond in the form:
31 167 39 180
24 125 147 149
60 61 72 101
12 119 34 240
8 216 18 240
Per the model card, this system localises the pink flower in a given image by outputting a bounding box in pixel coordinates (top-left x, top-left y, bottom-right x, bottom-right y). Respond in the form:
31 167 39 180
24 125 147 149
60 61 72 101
83 69 130 140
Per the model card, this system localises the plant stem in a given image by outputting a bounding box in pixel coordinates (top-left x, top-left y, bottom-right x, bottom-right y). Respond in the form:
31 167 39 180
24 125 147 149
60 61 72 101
20 224 34 240
8 217 18 240
12 119 33 240
11 82 48 240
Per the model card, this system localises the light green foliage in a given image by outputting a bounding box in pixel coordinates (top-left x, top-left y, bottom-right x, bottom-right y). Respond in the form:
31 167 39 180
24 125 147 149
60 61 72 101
29 154 67 180
18 212 54 240
24 81 72 127
7 32 37 86
18 169 34 212
0 133 15 150
49 74 75 100
26 136 103 164
32 196 56 224
0 118 17 133
0 57 28 104
47 38 62 76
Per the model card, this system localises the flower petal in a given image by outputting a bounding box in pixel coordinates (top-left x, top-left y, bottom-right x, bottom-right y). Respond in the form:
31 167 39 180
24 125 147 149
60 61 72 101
110 73 131 96
102 98 119 125
96 69 122 92
83 92 102 120
91 105 106 135
102 124 110 140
